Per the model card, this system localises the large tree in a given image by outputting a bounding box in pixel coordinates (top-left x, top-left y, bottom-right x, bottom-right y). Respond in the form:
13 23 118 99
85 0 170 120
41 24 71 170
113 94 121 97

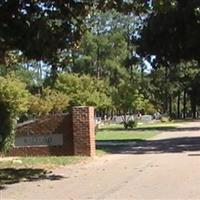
0 0 90 63
0 0 148 64
137 0 200 65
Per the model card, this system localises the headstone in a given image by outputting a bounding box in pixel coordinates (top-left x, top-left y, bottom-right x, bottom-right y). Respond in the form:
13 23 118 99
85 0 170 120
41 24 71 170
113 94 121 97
141 115 153 122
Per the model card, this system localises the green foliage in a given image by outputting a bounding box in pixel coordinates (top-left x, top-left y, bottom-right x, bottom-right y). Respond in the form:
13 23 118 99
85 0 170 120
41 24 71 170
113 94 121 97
0 1 147 65
0 74 30 152
74 30 128 84
112 78 147 114
139 0 200 64
0 74 30 116
143 102 157 115
29 88 69 117
0 1 91 62
29 95 51 117
124 120 138 129
160 116 170 123
54 73 112 109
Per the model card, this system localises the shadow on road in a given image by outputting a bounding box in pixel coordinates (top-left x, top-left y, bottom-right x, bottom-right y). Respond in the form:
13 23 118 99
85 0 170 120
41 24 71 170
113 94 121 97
0 168 66 190
97 137 200 155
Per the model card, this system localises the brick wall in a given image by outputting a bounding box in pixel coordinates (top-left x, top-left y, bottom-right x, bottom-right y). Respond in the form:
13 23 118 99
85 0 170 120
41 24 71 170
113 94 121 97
73 107 96 157
7 106 96 157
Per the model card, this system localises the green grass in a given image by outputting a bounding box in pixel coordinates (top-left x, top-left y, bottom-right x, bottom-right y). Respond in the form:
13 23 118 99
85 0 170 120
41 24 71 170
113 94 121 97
0 156 85 169
138 122 183 127
96 130 158 141
96 122 181 141
96 149 108 156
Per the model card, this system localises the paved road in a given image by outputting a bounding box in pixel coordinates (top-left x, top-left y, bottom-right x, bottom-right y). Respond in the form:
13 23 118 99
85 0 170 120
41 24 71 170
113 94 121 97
2 122 200 200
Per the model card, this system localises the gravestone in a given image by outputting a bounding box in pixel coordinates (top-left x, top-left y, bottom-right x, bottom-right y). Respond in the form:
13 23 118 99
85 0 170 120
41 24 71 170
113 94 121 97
141 115 153 122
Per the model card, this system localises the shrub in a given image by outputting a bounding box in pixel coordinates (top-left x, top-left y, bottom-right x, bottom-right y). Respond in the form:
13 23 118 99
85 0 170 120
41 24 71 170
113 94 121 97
29 88 69 117
55 73 112 109
29 95 52 117
124 120 138 129
160 116 170 123
0 74 30 152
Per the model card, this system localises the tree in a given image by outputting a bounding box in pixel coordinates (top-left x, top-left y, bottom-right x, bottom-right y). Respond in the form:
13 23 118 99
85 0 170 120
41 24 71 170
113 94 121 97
0 0 148 65
29 88 69 117
0 0 153 152
133 0 200 119
54 73 112 109
0 1 91 63
73 29 129 85
83 9 141 80
112 77 148 124
137 0 200 65
178 61 200 119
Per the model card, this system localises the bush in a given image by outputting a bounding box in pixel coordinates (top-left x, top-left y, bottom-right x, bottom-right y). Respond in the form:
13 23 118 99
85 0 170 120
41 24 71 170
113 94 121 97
124 120 138 129
0 74 30 152
55 73 112 109
29 88 69 117
160 116 170 123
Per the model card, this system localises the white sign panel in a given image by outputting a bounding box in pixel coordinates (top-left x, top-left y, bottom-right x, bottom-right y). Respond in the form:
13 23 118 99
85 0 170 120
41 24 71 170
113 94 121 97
15 134 63 147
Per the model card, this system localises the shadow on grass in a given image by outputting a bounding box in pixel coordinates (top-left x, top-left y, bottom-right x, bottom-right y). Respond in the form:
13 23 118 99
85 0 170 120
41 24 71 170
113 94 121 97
97 137 200 155
99 126 177 132
99 126 200 132
97 139 145 143
0 168 65 190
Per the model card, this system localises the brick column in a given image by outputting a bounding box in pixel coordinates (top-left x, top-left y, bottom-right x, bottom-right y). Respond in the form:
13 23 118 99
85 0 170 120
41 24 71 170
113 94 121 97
72 106 96 157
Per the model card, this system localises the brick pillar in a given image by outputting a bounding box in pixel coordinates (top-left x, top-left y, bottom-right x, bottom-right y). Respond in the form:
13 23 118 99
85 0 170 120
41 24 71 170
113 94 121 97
72 106 96 157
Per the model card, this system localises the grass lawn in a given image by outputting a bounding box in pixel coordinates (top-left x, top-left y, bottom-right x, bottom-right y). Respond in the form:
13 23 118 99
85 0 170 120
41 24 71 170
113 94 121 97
96 130 158 141
0 156 85 169
96 122 181 141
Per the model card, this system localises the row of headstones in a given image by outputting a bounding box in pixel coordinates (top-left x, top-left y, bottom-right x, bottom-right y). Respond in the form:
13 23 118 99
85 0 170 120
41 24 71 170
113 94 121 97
95 114 155 125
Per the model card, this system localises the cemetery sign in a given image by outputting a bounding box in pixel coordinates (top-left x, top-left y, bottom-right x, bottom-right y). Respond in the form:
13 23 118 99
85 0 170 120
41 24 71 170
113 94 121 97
15 134 63 147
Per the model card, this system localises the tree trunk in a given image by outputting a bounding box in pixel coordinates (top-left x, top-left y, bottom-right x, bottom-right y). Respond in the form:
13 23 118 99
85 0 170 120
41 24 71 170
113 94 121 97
191 94 197 119
192 105 196 119
0 50 7 75
96 45 100 79
177 91 181 119
164 65 168 114
169 95 172 118
49 64 58 87
96 29 100 79
0 50 6 65
183 89 187 119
